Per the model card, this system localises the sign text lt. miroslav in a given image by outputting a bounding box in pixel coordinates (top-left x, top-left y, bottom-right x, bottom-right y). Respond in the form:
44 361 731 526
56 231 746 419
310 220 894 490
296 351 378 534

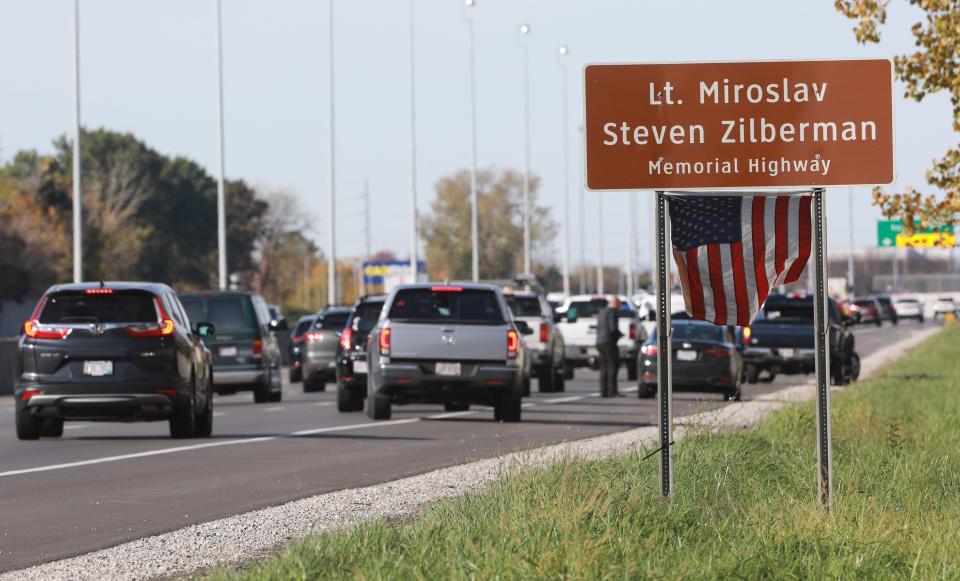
585 59 894 190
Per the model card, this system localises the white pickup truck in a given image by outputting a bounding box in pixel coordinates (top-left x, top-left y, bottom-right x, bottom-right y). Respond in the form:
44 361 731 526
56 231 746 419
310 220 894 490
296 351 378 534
556 295 647 381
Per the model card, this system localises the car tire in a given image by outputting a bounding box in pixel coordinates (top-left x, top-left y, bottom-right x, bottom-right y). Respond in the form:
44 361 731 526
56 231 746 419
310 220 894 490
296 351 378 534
444 402 470 412
40 418 64 438
848 351 861 382
15 404 41 440
554 366 566 392
874 318 882 327
303 375 326 393
494 395 522 422
627 355 639 381
337 382 361 413
538 366 556 393
194 373 214 438
638 383 656 398
563 364 575 381
169 394 196 439
744 364 759 384
522 376 531 397
289 368 302 383
367 393 391 420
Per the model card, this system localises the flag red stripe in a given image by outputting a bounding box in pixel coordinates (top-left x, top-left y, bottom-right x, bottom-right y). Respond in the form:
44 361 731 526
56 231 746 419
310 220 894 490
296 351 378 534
784 196 812 283
774 196 790 276
685 248 705 320
673 249 692 314
752 197 768 303
730 242 749 326
707 244 726 325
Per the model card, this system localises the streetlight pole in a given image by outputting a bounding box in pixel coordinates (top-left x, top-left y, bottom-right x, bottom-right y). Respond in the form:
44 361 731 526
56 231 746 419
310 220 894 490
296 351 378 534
464 0 479 282
72 0 83 284
519 23 531 275
559 45 571 296
847 187 855 293
408 0 419 281
628 191 636 297
327 0 337 304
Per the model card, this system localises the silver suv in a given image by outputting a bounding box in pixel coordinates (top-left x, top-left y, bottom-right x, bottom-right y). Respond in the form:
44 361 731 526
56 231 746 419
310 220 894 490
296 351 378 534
503 290 566 393
366 283 528 422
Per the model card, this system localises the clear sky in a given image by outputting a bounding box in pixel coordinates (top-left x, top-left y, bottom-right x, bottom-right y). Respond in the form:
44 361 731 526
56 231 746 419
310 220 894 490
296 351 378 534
0 0 955 272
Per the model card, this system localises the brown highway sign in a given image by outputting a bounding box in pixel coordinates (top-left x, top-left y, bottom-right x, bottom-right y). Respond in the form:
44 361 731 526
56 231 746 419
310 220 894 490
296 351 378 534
584 59 894 190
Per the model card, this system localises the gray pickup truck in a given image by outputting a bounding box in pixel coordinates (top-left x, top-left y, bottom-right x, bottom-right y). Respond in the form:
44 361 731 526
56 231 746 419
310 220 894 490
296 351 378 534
366 283 528 422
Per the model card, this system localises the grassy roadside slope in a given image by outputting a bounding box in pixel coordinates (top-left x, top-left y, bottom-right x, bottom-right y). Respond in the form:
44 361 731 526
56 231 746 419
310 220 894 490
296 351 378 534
211 326 960 580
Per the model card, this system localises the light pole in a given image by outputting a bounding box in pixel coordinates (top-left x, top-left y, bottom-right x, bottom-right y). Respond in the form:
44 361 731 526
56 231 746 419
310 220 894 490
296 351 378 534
408 0 419 281
72 0 83 283
559 45 571 296
327 0 338 304
519 23 531 275
627 191 636 296
848 187 855 293
464 0 479 281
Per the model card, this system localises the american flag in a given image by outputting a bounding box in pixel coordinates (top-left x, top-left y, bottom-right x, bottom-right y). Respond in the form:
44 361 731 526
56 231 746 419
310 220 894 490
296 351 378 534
669 194 812 326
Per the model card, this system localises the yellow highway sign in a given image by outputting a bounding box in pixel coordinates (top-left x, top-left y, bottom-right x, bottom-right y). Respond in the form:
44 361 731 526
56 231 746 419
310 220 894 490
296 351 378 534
895 233 956 248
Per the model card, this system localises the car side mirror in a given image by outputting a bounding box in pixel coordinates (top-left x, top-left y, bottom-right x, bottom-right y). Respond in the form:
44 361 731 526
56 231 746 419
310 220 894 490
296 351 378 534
196 322 216 337
515 321 534 336
566 309 578 323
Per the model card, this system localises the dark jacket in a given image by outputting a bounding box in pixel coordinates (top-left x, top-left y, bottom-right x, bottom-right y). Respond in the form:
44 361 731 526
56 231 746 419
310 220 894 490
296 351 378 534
596 306 622 346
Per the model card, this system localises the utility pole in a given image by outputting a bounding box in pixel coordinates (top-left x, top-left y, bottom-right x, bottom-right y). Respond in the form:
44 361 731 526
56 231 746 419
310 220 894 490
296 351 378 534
627 191 636 296
327 0 337 304
464 0 479 282
559 45 571 296
72 0 83 283
848 187 855 294
408 0 419 282
519 23 532 275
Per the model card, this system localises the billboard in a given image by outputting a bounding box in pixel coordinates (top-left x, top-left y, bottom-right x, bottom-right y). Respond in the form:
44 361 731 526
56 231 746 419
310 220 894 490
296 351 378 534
362 260 426 292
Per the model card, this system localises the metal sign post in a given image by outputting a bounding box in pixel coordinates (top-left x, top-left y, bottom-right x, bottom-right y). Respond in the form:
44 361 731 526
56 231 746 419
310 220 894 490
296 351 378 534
655 191 673 498
811 187 833 508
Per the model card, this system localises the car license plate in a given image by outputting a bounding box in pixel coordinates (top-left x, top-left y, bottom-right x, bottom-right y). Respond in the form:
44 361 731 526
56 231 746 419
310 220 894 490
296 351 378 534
780 348 796 358
353 360 368 374
83 360 113 377
676 350 697 362
219 346 238 357
436 362 461 377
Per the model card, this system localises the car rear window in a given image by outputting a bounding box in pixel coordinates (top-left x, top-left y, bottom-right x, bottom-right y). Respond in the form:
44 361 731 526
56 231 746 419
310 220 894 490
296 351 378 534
38 293 157 324
896 298 917 304
180 296 256 332
292 318 314 337
388 288 505 324
649 323 725 343
853 300 875 308
762 298 813 320
567 300 633 318
505 296 542 317
351 302 384 330
317 312 350 330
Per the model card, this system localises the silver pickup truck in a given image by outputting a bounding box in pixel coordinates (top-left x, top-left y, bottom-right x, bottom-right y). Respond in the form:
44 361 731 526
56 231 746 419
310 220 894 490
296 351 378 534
366 283 528 422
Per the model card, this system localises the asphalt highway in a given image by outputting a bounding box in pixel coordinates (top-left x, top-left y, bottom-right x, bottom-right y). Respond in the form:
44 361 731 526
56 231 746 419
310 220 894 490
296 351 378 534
0 321 925 572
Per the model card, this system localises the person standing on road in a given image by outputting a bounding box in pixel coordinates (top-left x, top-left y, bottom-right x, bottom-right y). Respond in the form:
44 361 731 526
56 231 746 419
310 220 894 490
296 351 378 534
596 295 623 397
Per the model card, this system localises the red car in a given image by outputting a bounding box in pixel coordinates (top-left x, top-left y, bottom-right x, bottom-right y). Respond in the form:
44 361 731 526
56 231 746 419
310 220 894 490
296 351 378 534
849 298 882 326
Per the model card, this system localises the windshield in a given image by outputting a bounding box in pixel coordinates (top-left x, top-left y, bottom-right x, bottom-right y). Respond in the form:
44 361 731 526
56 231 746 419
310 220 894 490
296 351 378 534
388 288 505 324
566 300 632 318
180 296 257 332
38 293 157 324
505 296 542 317
350 302 384 331
316 312 350 330
649 322 725 343
291 318 314 337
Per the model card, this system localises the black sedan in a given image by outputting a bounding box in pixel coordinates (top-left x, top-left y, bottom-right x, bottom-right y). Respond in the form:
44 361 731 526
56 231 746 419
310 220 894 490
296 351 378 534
638 319 743 401
14 282 215 439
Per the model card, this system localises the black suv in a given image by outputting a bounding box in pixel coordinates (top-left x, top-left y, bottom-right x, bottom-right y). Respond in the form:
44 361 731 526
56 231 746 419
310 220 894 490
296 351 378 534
14 282 215 440
287 315 315 383
335 295 386 412
179 291 283 403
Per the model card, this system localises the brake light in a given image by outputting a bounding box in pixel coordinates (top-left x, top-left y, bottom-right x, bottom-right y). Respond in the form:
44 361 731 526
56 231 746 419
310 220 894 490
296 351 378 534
539 322 549 343
252 339 263 355
507 329 520 359
743 326 752 342
705 346 730 359
431 286 463 292
84 288 113 294
629 322 637 340
125 298 175 337
23 321 72 340
340 327 353 351
379 326 392 356
21 388 43 401
305 332 324 344
641 344 658 356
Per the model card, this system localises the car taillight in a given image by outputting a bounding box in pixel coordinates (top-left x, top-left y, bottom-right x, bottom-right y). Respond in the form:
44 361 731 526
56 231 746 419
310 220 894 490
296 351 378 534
743 326 752 342
305 332 324 343
252 339 263 355
21 388 43 401
629 322 637 340
125 298 175 337
705 346 730 359
23 321 72 340
539 322 549 343
507 329 520 359
84 288 113 294
340 327 353 351
379 326 392 356
641 344 658 356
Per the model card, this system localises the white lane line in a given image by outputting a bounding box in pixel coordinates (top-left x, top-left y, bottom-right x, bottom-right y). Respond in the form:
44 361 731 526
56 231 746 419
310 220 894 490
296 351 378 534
63 425 91 430
264 406 286 412
313 401 334 407
0 418 420 479
426 411 475 420
540 395 586 404
212 412 228 417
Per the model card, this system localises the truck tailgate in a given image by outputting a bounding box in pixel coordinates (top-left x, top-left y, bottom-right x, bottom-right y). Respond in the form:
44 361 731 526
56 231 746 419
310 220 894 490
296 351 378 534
389 322 508 361
749 322 814 349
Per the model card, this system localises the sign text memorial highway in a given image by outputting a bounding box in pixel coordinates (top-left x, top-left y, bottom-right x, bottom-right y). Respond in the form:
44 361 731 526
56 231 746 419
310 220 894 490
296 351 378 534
584 59 894 190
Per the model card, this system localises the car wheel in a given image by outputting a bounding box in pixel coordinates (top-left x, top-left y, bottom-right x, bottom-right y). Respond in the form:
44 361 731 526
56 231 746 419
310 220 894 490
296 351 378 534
522 376 531 397
848 351 861 382
638 383 656 398
744 364 759 384
253 378 271 403
194 373 214 438
874 318 882 327
40 418 64 438
494 395 522 422
169 392 196 439
627 355 639 381
304 375 326 393
367 393 391 420
289 368 302 383
444 402 470 412
538 366 556 393
759 371 777 383
337 382 360 413
563 364 575 381
15 403 41 440
268 368 283 402
554 366 566 392
919 316 925 324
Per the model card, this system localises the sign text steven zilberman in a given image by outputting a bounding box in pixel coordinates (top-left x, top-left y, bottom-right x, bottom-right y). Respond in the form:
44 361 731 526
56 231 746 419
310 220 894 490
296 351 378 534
584 60 894 190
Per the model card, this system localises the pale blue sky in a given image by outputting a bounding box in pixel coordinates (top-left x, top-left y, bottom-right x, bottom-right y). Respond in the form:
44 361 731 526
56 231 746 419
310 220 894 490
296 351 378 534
0 0 955 271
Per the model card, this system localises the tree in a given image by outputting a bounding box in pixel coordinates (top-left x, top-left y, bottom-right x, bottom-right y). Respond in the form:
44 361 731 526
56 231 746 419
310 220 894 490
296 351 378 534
420 169 557 280
836 0 960 242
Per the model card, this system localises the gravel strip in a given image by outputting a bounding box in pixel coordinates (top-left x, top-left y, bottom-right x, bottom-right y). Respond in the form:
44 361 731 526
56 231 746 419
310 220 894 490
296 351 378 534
2 324 941 581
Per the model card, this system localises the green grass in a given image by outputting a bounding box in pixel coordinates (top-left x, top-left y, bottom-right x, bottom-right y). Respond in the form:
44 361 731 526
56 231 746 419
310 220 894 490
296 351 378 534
210 325 960 580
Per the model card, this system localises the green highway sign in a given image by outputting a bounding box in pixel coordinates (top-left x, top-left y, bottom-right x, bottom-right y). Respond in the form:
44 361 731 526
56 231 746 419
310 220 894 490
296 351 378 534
877 220 955 248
